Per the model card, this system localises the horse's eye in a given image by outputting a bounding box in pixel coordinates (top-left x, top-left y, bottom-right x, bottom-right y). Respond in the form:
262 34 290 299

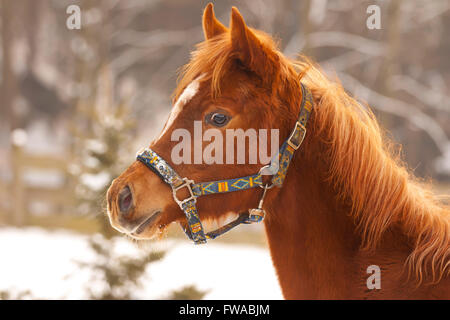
206 112 230 127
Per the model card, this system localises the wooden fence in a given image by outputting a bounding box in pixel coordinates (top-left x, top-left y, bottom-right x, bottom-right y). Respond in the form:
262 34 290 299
0 145 75 225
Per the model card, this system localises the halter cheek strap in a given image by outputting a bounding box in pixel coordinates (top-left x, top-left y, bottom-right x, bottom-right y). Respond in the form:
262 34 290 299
136 83 314 244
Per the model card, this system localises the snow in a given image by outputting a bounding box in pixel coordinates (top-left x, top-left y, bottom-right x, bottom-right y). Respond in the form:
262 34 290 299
0 227 283 300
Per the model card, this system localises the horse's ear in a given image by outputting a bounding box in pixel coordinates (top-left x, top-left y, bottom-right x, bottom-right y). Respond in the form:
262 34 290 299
203 3 227 40
230 7 279 83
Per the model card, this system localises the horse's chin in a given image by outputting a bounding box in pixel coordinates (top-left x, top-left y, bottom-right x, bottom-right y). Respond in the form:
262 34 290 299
120 209 168 241
127 222 167 241
124 211 241 241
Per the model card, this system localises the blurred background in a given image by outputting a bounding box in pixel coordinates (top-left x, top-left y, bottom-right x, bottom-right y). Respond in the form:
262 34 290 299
0 0 449 299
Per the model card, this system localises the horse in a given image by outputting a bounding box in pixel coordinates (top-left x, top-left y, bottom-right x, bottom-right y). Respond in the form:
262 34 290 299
106 4 449 299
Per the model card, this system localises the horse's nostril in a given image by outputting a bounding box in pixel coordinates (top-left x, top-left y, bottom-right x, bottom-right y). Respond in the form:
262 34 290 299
118 186 133 214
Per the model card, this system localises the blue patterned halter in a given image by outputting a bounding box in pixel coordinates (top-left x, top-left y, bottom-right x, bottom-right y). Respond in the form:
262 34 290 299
136 83 314 244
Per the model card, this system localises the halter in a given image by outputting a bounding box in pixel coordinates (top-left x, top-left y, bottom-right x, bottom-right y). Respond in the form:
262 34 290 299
136 83 313 244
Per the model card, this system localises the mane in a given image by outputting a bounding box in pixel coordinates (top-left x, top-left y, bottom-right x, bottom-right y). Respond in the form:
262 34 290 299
297 59 449 283
175 31 450 284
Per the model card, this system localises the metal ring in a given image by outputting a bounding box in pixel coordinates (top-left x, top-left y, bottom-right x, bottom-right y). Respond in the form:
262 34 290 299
260 183 274 189
257 165 275 189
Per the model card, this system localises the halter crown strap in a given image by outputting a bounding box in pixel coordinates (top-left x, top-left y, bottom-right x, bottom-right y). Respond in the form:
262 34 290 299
136 83 314 244
272 83 313 186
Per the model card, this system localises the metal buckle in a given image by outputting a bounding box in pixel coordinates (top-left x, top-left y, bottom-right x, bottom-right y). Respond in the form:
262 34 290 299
287 121 306 150
172 178 197 206
248 208 265 221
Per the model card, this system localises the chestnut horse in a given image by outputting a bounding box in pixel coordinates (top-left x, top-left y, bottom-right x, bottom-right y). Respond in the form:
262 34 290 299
106 4 449 299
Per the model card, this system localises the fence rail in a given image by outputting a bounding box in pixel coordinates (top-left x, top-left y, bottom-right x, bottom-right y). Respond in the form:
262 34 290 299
1 145 75 225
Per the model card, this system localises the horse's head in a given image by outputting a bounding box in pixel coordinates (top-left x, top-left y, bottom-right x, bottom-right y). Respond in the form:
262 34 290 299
106 4 304 240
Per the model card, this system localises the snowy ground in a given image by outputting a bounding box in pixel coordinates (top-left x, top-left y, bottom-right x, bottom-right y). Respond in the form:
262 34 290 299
0 227 283 299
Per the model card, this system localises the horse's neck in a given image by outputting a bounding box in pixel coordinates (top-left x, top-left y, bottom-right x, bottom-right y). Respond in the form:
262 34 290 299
263 140 361 299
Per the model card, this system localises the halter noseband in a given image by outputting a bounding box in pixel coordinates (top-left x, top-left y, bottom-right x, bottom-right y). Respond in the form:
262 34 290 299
136 83 313 244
